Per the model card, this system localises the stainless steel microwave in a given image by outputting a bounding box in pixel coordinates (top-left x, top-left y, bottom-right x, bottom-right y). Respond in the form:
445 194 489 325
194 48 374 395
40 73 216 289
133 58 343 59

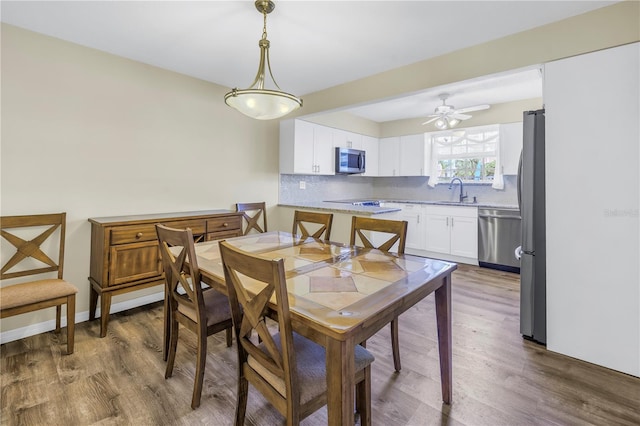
335 148 366 174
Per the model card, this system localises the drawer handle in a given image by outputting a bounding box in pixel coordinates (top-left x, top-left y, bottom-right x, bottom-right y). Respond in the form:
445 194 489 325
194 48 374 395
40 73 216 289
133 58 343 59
136 232 143 238
223 223 229 227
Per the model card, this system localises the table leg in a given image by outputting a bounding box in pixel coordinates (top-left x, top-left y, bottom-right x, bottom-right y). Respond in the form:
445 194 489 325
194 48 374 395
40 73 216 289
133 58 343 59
89 286 98 321
326 337 355 425
100 292 112 338
435 274 453 404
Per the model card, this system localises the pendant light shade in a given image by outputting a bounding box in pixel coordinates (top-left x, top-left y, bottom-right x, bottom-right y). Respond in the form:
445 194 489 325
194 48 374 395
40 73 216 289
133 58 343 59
224 1 302 120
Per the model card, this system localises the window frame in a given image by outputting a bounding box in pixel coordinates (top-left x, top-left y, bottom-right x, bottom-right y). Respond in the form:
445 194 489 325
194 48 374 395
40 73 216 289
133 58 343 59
429 124 499 184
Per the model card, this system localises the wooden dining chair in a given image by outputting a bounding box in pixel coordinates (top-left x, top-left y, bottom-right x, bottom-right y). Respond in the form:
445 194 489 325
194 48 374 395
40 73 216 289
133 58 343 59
0 213 78 354
219 240 375 426
156 224 233 409
350 215 408 372
236 202 267 235
291 210 334 241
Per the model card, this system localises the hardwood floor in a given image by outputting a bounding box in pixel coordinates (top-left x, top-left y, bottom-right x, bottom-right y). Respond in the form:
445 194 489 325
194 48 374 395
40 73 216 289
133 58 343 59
2 264 639 425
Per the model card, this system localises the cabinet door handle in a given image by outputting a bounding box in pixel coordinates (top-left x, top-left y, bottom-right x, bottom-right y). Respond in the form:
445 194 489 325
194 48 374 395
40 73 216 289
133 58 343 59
446 217 449 226
223 223 229 227
136 232 143 239
451 217 454 227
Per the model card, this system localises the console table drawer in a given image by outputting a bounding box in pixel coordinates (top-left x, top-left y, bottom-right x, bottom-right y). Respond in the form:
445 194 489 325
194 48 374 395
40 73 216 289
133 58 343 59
110 224 158 244
162 219 206 235
207 216 242 233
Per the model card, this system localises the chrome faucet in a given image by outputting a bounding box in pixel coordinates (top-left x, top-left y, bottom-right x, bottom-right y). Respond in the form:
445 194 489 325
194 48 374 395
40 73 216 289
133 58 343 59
449 177 468 203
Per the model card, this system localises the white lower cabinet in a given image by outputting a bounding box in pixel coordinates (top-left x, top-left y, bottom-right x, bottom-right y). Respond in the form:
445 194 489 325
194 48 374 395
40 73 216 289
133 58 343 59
398 203 425 250
424 205 478 260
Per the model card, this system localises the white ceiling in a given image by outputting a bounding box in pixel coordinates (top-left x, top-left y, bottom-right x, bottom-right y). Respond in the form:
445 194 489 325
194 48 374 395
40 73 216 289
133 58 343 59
1 1 616 122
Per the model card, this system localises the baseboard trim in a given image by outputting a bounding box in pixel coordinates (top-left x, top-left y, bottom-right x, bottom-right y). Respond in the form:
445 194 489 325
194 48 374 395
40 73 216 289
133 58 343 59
0 291 164 344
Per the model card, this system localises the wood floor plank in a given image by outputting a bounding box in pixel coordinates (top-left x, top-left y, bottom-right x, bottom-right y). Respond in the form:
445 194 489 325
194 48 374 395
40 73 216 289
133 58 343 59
1 264 639 425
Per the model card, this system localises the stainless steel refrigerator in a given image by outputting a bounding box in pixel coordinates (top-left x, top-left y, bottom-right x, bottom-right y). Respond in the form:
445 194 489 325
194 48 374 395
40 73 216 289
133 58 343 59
516 109 546 345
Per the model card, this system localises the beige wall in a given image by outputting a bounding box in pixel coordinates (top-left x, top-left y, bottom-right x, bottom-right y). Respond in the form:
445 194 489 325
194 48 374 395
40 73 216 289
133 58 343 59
0 24 282 335
1 1 638 338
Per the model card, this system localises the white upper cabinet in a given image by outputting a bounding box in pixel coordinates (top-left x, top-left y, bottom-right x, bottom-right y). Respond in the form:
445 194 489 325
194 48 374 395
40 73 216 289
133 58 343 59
499 122 523 175
378 137 400 176
379 134 428 177
332 128 363 149
280 119 334 175
360 135 379 177
399 134 427 176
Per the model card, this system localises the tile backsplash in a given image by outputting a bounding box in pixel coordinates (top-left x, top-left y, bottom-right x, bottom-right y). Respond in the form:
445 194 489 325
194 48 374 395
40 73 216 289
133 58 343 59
280 174 518 205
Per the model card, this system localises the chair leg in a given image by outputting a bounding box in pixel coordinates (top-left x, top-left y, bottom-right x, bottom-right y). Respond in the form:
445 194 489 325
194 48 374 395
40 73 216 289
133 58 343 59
165 315 179 379
225 327 233 347
191 323 208 409
66 295 76 355
163 287 170 361
391 318 401 372
55 305 62 332
235 371 249 426
356 366 372 426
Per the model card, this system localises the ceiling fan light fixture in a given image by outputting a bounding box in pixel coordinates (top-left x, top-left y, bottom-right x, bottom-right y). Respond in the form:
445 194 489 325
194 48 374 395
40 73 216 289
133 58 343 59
448 118 460 127
224 0 302 120
435 118 447 130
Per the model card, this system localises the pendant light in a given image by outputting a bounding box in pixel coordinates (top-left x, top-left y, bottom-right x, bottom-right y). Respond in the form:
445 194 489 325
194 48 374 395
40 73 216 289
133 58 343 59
224 0 302 120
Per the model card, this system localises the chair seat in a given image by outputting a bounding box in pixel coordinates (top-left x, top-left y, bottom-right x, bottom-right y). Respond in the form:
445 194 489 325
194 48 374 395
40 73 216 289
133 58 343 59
248 332 374 405
0 279 78 310
177 287 231 327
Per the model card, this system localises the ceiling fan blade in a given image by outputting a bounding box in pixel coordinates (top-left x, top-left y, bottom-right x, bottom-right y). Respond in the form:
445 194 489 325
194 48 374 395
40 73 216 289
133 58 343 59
456 104 490 114
422 116 439 125
451 113 472 120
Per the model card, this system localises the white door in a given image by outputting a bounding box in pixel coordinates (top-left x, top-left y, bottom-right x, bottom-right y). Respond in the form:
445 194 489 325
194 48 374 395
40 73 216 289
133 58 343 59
399 134 426 176
378 137 400 176
400 204 424 250
361 135 379 177
313 124 334 175
449 215 478 258
424 213 450 254
293 120 315 174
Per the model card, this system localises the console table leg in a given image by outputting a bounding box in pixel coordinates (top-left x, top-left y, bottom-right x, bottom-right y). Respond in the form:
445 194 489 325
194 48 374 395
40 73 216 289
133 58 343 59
89 287 98 321
100 292 112 338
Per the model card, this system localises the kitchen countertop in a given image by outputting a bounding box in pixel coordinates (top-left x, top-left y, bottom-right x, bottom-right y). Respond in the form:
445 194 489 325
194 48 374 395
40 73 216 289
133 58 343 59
279 199 519 215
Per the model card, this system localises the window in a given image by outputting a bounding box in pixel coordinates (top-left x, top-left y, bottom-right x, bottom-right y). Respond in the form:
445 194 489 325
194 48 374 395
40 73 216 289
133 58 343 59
429 125 499 183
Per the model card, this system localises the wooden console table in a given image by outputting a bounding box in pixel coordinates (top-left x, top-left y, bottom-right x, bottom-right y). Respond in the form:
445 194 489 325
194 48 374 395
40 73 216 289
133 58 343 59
88 210 242 337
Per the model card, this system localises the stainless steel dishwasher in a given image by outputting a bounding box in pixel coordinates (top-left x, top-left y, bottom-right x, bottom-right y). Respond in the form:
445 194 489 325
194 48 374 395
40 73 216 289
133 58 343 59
478 208 521 273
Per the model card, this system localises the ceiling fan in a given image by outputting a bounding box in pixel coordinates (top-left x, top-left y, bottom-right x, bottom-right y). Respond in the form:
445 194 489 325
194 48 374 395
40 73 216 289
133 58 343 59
422 93 490 129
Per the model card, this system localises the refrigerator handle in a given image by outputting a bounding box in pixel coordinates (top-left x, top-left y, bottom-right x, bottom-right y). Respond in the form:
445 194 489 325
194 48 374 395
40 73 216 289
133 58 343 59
515 246 522 260
517 149 523 212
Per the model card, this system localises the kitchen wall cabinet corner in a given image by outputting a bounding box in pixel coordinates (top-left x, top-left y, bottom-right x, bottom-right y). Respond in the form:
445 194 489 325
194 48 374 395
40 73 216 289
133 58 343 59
280 119 334 175
88 210 242 337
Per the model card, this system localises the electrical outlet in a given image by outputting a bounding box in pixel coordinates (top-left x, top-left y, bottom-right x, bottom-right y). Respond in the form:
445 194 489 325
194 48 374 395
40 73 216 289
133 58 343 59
299 181 306 190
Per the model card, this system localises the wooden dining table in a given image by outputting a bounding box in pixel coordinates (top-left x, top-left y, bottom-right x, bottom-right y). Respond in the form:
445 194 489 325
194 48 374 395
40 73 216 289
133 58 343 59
191 231 457 425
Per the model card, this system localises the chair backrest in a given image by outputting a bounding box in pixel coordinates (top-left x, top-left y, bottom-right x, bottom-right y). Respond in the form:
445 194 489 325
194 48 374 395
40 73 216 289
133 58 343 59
350 216 408 254
292 210 333 241
236 202 267 235
1 213 66 280
219 240 298 403
156 224 206 323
